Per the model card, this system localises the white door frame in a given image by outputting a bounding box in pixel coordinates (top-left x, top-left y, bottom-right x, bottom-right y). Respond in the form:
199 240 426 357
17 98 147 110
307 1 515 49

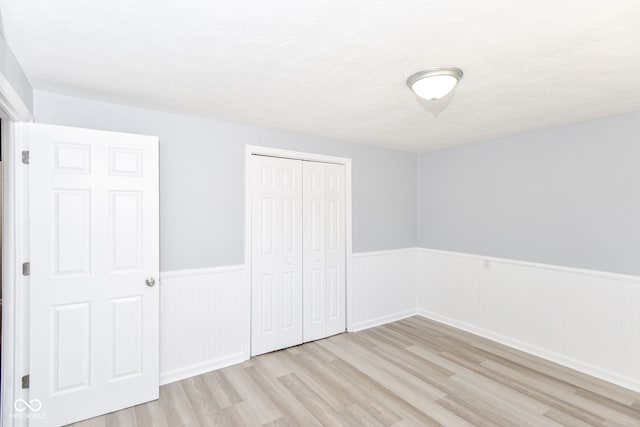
0 73 33 427
244 145 353 359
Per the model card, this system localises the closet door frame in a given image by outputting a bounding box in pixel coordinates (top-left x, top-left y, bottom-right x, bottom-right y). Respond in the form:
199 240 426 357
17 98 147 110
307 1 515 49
244 145 353 359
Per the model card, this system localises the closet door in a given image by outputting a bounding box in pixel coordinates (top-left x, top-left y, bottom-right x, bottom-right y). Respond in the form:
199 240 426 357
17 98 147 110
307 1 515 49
251 155 303 356
303 161 346 342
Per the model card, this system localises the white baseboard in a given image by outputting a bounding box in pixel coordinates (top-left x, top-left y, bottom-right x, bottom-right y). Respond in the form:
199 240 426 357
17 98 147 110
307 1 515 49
160 352 245 385
417 309 640 393
352 308 417 332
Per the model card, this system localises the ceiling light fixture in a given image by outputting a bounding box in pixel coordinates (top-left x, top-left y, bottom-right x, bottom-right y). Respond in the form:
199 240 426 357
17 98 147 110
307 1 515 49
407 67 464 100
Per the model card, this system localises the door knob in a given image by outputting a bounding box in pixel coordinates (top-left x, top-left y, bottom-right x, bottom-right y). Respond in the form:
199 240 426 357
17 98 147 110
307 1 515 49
145 277 156 287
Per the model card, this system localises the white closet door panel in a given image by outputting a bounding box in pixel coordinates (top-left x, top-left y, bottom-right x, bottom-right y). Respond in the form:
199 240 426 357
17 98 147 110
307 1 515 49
29 123 159 427
303 162 346 342
303 162 326 342
251 155 303 356
324 163 346 336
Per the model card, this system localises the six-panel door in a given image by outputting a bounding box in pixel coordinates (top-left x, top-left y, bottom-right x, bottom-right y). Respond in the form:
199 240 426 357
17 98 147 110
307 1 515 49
28 124 159 427
251 155 304 356
303 161 346 342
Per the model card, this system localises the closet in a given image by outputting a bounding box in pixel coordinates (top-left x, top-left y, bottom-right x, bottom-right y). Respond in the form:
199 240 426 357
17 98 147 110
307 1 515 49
250 154 346 356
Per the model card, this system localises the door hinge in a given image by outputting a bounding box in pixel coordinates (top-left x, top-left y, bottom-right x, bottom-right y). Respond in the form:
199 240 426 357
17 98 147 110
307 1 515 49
21 150 30 164
22 262 30 276
21 375 29 389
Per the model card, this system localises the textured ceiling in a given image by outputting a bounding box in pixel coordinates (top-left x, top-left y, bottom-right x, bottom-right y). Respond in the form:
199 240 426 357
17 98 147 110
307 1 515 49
1 0 640 152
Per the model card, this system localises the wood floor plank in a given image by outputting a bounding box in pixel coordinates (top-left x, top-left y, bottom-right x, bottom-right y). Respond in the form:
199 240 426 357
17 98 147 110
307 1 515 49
133 399 169 427
209 369 244 407
71 316 640 427
105 407 137 427
278 372 345 426
318 339 472 426
276 349 351 411
543 408 600 427
479 359 637 425
157 381 200 427
327 357 444 426
70 415 106 427
180 375 226 425
292 347 404 426
410 317 639 405
246 363 323 426
222 366 282 424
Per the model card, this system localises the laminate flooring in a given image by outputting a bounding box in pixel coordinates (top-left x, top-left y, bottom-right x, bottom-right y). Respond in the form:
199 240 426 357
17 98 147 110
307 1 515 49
72 316 640 426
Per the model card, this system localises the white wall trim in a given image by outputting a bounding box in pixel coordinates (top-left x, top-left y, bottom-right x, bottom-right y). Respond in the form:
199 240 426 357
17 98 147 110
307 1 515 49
160 352 245 386
0 72 32 123
160 264 246 279
1 121 29 427
351 309 417 332
417 309 640 393
352 247 418 259
244 145 354 357
418 247 640 284
245 145 350 165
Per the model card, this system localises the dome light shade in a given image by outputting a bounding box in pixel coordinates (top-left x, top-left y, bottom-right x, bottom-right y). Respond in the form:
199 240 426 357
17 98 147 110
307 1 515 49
407 67 463 100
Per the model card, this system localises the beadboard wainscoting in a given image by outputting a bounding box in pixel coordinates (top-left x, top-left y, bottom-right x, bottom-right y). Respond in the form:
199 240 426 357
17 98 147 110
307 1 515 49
157 248 640 393
417 248 640 393
159 265 248 385
351 248 418 331
157 248 419 384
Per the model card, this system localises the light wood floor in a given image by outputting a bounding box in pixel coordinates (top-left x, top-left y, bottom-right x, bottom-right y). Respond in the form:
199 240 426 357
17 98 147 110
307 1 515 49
73 316 640 426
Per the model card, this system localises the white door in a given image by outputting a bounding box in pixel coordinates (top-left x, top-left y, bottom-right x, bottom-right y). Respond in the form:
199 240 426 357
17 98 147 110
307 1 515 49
251 155 303 356
303 162 346 342
28 124 159 426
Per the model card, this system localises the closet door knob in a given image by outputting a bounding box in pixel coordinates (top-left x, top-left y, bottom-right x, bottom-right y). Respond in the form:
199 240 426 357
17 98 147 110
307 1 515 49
145 277 156 287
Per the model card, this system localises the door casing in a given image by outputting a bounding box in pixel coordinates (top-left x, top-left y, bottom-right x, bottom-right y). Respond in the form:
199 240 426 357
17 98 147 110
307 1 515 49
244 145 353 359
1 120 32 427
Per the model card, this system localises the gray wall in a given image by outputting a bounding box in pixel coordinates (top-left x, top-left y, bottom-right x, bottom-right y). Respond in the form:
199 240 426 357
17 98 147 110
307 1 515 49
0 32 32 114
34 91 418 271
418 112 640 276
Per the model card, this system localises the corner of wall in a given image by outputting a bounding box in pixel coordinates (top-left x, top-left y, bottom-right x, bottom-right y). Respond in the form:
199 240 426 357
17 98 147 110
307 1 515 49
0 31 34 120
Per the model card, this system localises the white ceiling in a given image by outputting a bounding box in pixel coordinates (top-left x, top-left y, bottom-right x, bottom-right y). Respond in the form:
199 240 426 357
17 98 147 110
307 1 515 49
1 0 640 152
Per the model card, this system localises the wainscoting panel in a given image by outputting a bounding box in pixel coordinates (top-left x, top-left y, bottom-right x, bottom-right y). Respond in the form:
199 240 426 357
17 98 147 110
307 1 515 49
351 248 417 331
418 250 482 326
157 248 640 393
159 265 247 385
417 248 640 393
622 283 640 381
